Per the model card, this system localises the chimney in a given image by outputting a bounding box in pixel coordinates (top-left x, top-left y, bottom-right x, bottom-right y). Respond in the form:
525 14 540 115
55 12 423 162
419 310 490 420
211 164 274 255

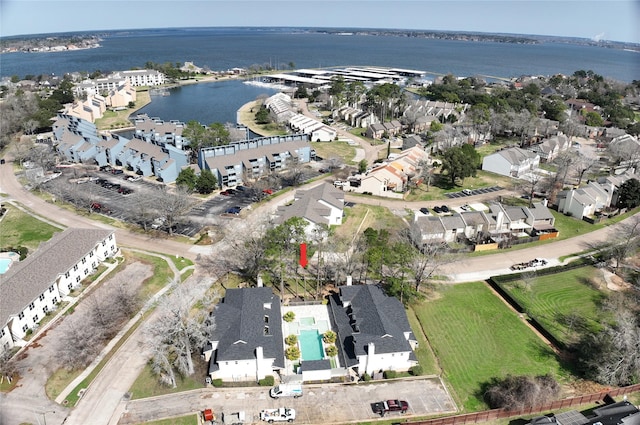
257 275 263 287
256 346 265 381
496 211 504 229
365 342 375 375
346 276 352 286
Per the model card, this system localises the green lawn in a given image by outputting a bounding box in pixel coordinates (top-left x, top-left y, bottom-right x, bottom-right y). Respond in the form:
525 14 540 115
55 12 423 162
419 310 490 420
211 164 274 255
405 171 518 201
135 415 198 425
311 141 356 164
129 361 208 399
498 266 609 346
0 203 61 251
413 282 564 412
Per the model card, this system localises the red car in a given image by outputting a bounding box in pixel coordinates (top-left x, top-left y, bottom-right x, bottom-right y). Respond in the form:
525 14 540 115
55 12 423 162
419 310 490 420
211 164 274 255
371 400 409 416
262 188 274 195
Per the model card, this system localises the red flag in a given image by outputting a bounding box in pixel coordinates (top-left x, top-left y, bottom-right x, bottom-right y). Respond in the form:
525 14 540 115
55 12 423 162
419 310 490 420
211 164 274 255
299 243 308 268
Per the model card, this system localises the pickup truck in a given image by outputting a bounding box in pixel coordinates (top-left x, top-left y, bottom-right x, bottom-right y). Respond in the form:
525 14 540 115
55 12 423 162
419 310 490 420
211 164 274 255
371 399 409 416
259 407 295 423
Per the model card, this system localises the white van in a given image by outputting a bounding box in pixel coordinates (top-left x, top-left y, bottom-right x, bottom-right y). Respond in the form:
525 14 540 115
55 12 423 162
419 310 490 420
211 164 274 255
270 383 303 398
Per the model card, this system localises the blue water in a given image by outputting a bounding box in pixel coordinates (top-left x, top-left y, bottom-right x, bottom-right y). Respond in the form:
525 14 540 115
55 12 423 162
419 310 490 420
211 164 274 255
2 27 638 82
136 79 278 125
0 258 12 274
299 330 324 361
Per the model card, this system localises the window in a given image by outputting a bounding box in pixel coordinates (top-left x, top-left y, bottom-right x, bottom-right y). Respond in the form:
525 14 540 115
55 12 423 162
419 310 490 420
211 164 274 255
102 240 106 246
264 326 270 335
22 325 28 333
53 297 57 304
39 294 45 301
82 258 86 264
73 265 78 271
84 268 88 275
264 315 269 323
68 283 73 290
28 302 35 310
89 251 94 257
33 315 38 323
75 276 81 283
0 329 4 337
92 262 97 268
65 271 70 278
49 285 54 293
109 234 113 240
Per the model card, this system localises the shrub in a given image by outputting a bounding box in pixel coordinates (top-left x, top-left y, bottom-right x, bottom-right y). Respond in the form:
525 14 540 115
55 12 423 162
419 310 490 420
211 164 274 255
285 346 300 361
258 375 275 386
322 330 337 344
285 334 298 346
324 345 337 357
211 379 223 387
409 365 423 376
361 373 371 382
484 374 560 410
283 311 296 322
383 370 397 379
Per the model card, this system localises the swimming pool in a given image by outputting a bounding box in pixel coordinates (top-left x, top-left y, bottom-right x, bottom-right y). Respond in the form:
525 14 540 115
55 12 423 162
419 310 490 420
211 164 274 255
299 330 324 361
0 258 12 274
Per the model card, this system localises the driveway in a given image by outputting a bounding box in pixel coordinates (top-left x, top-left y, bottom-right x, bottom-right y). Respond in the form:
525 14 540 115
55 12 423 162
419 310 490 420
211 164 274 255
117 377 456 424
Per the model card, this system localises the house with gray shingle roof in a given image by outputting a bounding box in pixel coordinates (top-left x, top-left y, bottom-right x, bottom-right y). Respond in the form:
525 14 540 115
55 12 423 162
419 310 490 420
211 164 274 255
0 228 117 349
482 147 540 178
273 183 344 237
327 283 417 377
203 286 285 382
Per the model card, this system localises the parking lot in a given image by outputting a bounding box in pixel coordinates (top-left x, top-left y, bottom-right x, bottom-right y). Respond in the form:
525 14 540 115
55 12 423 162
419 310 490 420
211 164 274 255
445 186 502 199
119 377 457 424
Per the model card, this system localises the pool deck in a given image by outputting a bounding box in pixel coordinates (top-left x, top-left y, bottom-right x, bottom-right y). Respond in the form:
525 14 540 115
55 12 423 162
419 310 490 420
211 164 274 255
0 251 19 274
280 303 337 377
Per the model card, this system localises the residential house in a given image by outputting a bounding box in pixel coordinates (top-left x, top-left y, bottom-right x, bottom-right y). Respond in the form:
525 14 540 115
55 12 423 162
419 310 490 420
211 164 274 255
273 183 344 237
354 146 428 197
482 147 540 178
327 283 418 377
63 95 107 122
402 135 424 150
0 229 118 349
203 286 284 382
411 215 446 244
118 69 165 87
364 121 403 140
528 133 570 162
556 181 613 219
289 114 336 142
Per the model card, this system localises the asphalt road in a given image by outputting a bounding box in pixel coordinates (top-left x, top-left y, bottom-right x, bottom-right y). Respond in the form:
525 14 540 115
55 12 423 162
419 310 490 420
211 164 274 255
1 155 638 425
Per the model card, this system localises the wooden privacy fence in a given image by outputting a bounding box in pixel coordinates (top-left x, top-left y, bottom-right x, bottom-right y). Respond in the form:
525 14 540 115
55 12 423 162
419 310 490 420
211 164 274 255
406 384 640 425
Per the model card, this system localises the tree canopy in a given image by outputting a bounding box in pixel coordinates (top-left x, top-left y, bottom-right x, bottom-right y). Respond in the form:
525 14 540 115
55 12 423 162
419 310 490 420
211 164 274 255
441 144 479 185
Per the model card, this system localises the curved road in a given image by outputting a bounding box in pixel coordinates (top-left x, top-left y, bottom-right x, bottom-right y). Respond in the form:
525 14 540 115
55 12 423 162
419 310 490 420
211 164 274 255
0 155 637 425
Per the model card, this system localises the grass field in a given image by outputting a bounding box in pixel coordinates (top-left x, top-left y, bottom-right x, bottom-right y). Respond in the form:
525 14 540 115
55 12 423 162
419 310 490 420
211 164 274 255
413 282 565 412
135 415 198 425
405 171 518 202
0 203 61 251
311 141 357 164
498 266 609 346
333 204 408 241
129 360 208 399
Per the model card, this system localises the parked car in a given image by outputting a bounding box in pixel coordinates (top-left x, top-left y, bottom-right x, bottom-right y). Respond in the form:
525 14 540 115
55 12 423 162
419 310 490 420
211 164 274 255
432 206 442 213
225 206 242 215
462 189 472 195
220 190 230 196
440 205 450 213
226 188 236 195
371 399 409 416
420 207 429 215
262 188 274 195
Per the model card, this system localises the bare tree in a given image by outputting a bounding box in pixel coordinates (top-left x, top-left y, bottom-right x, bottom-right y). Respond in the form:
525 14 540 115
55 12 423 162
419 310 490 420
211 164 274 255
406 228 455 292
57 315 106 370
156 186 195 234
575 306 640 386
146 281 217 382
484 374 560 410
572 152 599 186
0 347 17 384
130 190 160 231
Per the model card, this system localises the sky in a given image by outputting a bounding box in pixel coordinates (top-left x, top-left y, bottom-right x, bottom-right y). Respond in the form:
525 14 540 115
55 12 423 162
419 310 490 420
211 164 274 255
1 0 639 44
